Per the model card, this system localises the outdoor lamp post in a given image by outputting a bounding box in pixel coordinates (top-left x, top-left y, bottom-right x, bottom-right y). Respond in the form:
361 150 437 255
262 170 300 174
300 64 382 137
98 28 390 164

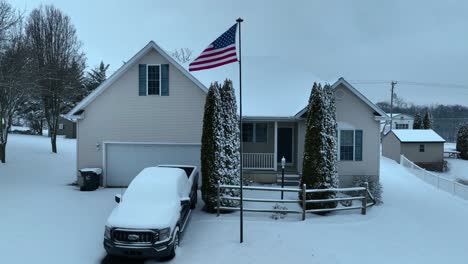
281 156 286 200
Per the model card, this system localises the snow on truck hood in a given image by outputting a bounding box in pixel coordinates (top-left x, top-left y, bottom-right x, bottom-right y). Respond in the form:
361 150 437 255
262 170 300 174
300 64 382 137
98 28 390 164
106 167 191 229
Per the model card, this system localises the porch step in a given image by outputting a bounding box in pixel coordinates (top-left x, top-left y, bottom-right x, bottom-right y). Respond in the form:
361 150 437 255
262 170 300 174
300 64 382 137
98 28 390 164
276 174 301 186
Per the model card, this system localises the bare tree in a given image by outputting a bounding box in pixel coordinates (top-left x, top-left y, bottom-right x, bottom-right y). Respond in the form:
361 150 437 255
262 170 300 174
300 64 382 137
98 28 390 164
0 2 25 163
0 16 29 163
26 5 85 153
172 48 193 64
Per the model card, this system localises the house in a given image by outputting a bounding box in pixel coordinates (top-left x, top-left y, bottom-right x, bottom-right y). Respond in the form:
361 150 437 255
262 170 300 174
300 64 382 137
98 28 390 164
388 113 414 129
382 129 445 171
68 41 207 187
68 40 388 187
242 78 388 187
57 115 77 139
381 113 414 136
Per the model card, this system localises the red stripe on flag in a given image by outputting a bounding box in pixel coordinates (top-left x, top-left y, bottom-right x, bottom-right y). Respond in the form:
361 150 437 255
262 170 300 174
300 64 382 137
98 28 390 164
189 58 238 71
189 52 237 66
196 46 236 60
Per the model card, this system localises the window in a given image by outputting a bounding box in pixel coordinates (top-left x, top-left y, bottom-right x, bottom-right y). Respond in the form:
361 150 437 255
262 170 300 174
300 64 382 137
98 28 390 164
339 129 363 161
147 65 160 95
395 123 409 129
255 123 268 143
242 123 268 143
419 144 425 152
242 123 254 142
340 130 354 161
59 123 64 130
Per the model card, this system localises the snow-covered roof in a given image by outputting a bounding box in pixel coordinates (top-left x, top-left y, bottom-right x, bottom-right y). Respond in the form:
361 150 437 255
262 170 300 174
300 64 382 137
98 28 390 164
391 129 445 143
386 113 414 120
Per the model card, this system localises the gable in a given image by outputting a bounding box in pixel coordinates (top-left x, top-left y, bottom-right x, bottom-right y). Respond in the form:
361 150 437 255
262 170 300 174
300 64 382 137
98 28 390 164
67 41 207 117
295 78 388 120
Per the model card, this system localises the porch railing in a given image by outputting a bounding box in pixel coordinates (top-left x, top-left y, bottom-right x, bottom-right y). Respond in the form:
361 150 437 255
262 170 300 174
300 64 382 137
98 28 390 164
242 153 275 170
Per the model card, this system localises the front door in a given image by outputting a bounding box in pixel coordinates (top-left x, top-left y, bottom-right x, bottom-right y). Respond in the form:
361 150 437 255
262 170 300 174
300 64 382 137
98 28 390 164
277 127 293 163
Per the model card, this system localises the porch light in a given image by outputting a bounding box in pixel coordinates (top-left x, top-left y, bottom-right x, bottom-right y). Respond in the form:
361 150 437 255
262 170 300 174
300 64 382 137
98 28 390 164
281 156 286 200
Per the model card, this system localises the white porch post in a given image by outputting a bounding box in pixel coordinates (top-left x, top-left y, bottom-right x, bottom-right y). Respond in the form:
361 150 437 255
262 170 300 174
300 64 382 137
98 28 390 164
274 121 278 171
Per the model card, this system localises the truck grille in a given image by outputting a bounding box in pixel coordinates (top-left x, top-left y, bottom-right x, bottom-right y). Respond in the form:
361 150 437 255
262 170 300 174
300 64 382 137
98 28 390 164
112 229 157 243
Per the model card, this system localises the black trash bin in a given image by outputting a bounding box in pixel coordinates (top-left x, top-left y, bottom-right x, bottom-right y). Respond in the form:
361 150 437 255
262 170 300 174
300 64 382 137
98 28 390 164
79 168 101 191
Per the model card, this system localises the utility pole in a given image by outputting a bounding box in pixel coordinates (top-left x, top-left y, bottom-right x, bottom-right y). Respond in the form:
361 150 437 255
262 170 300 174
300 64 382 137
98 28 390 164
390 81 397 131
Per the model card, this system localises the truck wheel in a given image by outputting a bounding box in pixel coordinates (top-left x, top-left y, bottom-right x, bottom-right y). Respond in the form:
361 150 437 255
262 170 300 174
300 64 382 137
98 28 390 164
167 228 179 260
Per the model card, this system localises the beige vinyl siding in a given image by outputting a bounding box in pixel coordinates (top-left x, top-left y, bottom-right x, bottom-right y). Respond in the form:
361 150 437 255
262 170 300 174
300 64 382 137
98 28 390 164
382 132 402 163
335 83 380 184
76 49 206 172
297 83 381 185
401 142 444 163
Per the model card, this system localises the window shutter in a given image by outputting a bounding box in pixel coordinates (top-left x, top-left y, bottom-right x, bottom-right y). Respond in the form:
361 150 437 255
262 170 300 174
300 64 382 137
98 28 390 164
355 130 363 161
138 64 147 96
161 64 169 96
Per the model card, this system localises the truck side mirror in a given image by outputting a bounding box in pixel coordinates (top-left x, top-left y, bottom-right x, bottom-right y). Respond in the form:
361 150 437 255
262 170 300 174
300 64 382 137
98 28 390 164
115 194 122 204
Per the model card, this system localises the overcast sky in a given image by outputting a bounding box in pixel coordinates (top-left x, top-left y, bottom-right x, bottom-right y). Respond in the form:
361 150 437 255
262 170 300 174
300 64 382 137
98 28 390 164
11 0 468 112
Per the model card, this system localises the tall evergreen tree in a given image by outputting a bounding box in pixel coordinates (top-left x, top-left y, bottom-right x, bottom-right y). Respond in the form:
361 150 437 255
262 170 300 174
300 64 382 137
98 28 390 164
300 83 338 212
218 79 240 206
413 112 422 129
85 61 109 92
456 124 468 160
423 110 433 129
201 82 223 212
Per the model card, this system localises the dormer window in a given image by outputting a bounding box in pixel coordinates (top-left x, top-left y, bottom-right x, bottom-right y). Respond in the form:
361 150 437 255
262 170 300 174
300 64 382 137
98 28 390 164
147 65 161 95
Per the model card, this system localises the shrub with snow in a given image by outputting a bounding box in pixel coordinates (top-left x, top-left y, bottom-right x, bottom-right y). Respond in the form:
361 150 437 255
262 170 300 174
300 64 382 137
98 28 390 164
352 175 383 205
201 82 223 212
201 80 241 212
218 79 240 207
300 83 338 212
271 203 288 220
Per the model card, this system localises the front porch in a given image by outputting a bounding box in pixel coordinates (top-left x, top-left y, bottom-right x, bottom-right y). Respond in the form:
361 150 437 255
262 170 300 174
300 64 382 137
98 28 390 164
241 119 301 179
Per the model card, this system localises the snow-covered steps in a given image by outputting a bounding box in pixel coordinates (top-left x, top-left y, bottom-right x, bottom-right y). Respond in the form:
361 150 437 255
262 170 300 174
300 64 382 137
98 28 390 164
276 174 301 186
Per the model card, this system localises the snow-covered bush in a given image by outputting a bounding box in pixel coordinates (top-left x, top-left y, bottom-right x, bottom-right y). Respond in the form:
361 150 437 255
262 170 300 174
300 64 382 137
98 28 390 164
271 203 288 220
456 124 468 160
201 82 223 213
218 79 240 207
201 80 241 212
351 175 383 205
300 83 338 212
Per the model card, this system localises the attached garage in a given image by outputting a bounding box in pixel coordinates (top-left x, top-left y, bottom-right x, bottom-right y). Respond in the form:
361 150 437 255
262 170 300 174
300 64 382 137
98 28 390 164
103 142 201 187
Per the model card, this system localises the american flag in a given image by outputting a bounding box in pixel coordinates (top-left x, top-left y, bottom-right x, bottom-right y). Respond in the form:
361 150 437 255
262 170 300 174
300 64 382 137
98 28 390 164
189 24 238 71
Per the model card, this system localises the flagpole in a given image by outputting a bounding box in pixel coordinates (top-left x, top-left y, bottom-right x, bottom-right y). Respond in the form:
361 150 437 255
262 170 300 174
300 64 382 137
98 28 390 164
236 17 244 244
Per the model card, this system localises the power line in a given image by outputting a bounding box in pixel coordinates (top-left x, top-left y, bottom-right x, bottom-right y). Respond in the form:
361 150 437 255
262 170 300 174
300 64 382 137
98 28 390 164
349 80 468 90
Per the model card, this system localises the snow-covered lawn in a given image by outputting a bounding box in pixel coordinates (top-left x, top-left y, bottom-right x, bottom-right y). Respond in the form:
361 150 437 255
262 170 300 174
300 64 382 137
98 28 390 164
434 143 468 181
434 158 468 181
2 134 468 263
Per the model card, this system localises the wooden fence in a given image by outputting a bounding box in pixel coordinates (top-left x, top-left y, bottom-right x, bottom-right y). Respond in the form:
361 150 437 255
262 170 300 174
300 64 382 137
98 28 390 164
216 181 375 220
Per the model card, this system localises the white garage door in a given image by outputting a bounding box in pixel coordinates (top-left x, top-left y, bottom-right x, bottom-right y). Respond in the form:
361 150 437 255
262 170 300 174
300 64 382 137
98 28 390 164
104 143 201 187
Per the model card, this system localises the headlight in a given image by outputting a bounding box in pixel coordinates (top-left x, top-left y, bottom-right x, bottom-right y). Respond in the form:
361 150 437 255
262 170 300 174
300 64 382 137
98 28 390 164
159 228 171 241
104 226 111 239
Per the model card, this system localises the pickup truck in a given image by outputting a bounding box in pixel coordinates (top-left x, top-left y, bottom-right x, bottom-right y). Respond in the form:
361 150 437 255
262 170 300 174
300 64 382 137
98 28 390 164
103 165 199 260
